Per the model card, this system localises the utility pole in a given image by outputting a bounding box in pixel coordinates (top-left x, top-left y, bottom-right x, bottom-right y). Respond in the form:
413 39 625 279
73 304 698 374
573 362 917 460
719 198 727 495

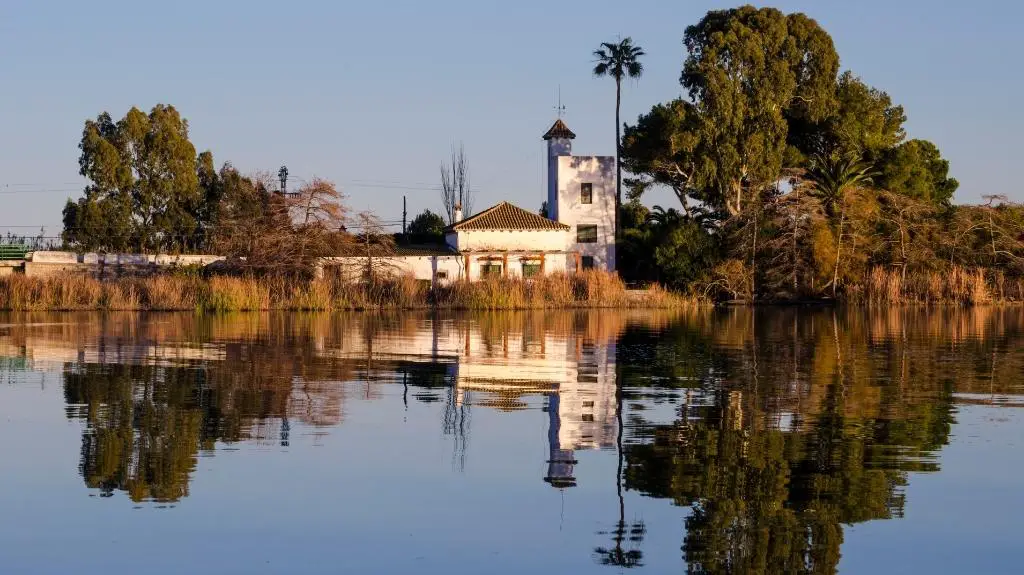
402 195 407 236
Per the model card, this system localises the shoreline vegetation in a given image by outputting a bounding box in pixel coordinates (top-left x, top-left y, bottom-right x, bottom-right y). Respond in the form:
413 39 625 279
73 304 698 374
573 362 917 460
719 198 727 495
0 264 1020 312
0 271 690 312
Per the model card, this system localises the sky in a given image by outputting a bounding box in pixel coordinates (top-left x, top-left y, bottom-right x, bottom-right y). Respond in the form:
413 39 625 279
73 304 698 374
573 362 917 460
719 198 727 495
1 0 1022 237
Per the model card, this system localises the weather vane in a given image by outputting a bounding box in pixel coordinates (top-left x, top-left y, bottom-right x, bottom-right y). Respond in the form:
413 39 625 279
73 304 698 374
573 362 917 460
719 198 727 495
554 86 566 119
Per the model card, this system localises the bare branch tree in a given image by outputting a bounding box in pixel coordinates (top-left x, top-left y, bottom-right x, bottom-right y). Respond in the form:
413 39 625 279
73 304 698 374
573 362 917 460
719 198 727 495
212 170 296 274
328 211 398 285
877 190 939 282
762 190 823 298
213 171 352 278
287 178 349 267
440 143 474 225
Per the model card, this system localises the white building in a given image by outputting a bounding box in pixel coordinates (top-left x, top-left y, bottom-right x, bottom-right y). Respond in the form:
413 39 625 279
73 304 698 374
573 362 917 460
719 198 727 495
321 118 616 284
444 201 572 280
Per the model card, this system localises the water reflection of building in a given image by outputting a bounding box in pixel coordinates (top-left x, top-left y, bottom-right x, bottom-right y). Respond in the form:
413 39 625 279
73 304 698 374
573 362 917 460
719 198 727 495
545 393 577 488
314 317 619 486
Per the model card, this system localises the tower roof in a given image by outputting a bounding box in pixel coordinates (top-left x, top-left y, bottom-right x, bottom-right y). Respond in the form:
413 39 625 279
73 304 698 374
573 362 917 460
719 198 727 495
542 119 576 140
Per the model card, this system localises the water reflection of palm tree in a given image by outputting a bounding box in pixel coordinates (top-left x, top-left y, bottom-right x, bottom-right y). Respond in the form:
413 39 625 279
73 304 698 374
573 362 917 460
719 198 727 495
443 385 470 472
594 362 644 568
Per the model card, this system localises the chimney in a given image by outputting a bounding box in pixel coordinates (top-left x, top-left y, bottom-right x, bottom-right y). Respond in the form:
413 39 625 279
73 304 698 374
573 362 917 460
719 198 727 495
454 204 463 223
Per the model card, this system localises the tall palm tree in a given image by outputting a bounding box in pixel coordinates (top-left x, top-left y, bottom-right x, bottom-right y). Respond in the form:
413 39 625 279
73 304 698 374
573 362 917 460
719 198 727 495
593 37 645 260
804 152 877 296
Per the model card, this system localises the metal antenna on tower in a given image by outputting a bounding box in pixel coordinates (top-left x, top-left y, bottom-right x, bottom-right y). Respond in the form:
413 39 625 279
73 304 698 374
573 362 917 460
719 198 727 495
554 86 566 118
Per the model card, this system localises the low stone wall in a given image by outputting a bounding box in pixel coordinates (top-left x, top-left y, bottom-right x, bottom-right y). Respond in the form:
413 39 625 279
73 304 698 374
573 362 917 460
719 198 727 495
24 251 225 278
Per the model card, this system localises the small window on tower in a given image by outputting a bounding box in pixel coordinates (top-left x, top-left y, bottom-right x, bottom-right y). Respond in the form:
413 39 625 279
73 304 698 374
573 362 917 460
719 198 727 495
581 256 596 270
580 183 593 204
577 225 598 244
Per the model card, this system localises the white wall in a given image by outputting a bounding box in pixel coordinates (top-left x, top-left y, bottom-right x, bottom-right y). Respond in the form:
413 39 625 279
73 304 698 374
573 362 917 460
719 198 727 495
547 136 573 221
30 251 225 266
453 229 568 252
321 255 465 285
24 251 226 278
555 155 616 272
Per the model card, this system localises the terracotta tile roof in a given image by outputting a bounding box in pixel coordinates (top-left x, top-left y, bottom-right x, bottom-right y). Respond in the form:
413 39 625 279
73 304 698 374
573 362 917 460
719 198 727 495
448 202 570 231
542 118 576 140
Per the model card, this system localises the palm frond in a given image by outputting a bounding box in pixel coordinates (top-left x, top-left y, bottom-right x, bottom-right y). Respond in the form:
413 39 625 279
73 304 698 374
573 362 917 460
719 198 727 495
804 151 878 214
593 38 645 80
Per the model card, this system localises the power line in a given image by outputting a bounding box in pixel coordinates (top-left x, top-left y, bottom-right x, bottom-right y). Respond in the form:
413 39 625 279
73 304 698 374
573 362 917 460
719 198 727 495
0 188 81 195
0 222 409 234
0 179 489 195
0 182 82 187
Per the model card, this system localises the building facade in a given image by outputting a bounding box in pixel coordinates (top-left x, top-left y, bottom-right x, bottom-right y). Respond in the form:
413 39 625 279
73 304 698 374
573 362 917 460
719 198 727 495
444 201 572 280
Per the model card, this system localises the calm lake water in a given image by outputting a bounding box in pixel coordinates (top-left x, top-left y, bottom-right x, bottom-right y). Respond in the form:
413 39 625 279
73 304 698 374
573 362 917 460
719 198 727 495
1 309 1022 574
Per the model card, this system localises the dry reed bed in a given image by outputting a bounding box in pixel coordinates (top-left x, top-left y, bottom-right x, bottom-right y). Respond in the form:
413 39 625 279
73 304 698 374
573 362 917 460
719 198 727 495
856 266 1024 305
0 271 693 311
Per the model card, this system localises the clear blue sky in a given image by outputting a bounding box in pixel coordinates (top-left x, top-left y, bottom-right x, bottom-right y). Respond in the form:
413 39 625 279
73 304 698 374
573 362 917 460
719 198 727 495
2 0 1021 236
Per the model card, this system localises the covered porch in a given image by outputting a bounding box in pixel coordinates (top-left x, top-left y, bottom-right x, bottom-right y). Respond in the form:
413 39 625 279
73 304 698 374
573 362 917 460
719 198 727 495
460 250 571 281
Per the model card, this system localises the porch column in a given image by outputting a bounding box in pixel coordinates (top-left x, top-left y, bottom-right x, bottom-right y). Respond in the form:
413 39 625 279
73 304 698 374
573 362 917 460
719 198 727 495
540 252 546 275
502 252 509 278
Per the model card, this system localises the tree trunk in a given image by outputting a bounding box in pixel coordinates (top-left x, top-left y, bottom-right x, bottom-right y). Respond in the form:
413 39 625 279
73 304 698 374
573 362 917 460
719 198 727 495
614 79 622 272
899 213 908 284
725 180 743 216
674 187 691 218
832 206 846 298
792 218 799 293
750 208 758 300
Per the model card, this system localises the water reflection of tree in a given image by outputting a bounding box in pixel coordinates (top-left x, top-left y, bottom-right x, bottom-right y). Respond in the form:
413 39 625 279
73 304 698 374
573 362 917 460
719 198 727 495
64 364 206 502
62 335 358 503
398 361 469 471
616 307 1020 574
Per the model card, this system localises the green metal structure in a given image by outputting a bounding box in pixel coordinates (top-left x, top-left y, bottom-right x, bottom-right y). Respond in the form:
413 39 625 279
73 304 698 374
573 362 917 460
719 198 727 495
0 244 29 260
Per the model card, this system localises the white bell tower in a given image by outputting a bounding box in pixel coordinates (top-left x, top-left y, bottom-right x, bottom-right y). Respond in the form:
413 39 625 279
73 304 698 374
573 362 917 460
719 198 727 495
541 118 617 272
543 118 575 222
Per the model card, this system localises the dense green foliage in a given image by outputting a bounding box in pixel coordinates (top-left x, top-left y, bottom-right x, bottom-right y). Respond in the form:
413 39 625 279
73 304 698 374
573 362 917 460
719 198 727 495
680 6 839 215
63 105 210 252
619 5 1011 301
406 209 446 243
619 201 718 288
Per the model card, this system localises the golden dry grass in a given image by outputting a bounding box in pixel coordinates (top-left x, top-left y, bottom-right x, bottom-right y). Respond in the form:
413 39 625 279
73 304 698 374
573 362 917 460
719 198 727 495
0 271 695 311
862 266 1002 305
